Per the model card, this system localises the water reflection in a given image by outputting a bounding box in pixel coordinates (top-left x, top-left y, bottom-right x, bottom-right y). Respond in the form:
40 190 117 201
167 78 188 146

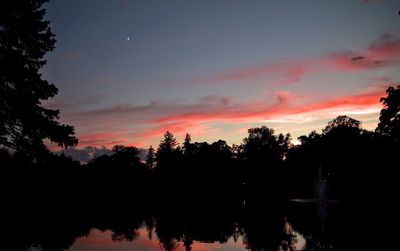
21 200 334 251
69 227 247 251
18 197 397 251
28 219 307 251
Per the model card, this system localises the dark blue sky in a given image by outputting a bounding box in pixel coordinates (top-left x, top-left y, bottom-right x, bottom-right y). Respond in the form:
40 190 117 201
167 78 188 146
43 0 400 148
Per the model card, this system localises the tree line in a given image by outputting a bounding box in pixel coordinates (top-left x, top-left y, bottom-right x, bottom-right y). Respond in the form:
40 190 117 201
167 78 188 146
1 1 398 203
2 84 399 203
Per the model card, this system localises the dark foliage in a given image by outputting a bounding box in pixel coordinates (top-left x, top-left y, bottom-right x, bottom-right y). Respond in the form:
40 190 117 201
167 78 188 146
0 0 77 156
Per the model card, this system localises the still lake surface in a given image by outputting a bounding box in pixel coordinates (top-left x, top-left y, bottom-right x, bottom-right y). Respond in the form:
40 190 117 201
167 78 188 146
29 216 307 251
26 201 340 251
68 227 254 251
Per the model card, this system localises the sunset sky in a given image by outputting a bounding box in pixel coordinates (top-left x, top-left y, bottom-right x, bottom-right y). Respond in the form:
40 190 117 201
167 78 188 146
42 0 400 149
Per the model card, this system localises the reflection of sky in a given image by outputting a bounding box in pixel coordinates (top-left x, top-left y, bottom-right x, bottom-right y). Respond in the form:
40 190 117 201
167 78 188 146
42 0 400 149
26 225 308 251
68 227 248 251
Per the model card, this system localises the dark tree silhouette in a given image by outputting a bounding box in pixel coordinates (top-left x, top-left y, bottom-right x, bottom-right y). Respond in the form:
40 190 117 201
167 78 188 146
158 131 178 153
239 126 291 199
0 0 77 154
242 126 291 162
182 133 192 154
111 145 141 167
146 145 156 169
156 131 180 172
377 85 400 145
323 115 361 134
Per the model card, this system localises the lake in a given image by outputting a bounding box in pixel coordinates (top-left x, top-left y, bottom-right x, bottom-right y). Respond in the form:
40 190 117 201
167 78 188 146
23 200 364 251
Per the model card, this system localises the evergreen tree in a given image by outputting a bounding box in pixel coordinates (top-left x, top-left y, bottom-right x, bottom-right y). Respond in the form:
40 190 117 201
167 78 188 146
183 133 192 154
157 131 178 153
156 131 179 172
146 145 155 169
0 0 77 154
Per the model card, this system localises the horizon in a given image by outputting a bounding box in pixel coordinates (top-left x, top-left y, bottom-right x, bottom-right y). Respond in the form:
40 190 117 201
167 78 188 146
42 0 400 149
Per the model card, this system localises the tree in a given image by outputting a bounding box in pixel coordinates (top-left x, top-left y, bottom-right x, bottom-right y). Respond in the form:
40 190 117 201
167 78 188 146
242 126 290 162
322 115 361 134
111 145 141 167
155 131 180 172
182 132 197 157
146 145 155 169
183 133 191 154
240 126 290 196
0 0 77 154
377 85 400 144
158 131 178 153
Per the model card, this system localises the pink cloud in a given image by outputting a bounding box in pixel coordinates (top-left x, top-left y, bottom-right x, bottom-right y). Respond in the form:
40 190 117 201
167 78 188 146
50 33 400 150
197 62 310 86
189 36 400 86
77 131 143 148
47 83 392 151
155 88 385 126
60 86 389 150
271 66 308 86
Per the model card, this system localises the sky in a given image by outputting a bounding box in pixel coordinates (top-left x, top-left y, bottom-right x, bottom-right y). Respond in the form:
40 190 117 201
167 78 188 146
42 0 400 149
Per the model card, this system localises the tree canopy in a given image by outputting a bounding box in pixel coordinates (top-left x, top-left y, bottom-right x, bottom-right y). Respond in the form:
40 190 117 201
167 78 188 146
377 85 400 145
242 126 291 162
0 0 77 154
322 115 361 134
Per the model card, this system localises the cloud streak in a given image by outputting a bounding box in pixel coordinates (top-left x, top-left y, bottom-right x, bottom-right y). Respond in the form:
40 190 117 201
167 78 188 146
190 35 400 86
155 89 385 125
49 34 399 149
56 85 389 149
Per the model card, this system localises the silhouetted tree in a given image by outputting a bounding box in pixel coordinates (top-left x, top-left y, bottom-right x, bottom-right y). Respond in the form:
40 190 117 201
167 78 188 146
0 0 77 155
111 145 141 167
240 126 291 199
146 145 156 169
285 131 323 198
286 115 379 199
155 131 182 189
242 126 290 162
323 115 361 134
158 131 178 153
156 131 180 170
182 133 192 155
377 85 400 145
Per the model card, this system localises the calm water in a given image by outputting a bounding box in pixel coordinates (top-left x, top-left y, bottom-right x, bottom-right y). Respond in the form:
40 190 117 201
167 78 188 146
25 201 340 251
28 218 306 251
68 227 252 251
21 195 398 251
